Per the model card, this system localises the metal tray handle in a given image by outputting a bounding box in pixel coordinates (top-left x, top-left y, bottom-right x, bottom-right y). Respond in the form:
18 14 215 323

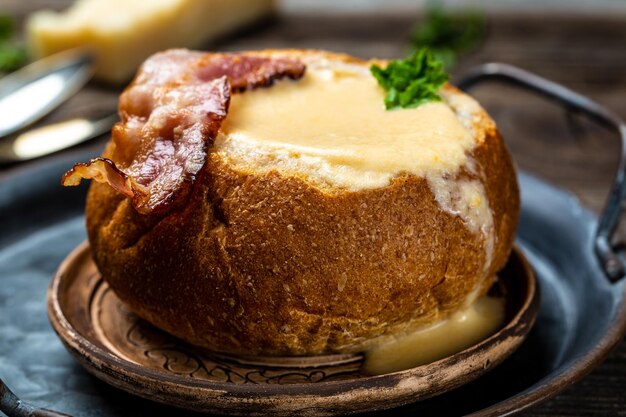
458 63 626 282
0 378 71 416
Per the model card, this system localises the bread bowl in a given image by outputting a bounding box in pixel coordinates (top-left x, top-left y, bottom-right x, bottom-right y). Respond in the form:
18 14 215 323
63 49 519 357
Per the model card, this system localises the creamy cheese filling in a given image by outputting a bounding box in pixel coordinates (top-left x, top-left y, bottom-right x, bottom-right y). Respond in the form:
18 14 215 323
363 295 505 375
215 62 477 190
213 58 495 277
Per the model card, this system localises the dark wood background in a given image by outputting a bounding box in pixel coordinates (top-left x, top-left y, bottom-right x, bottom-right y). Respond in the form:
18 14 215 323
3 1 626 415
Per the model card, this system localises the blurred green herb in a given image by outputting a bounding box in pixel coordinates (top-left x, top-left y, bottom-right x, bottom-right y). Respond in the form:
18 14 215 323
370 49 448 110
0 13 27 73
0 43 27 72
0 14 16 39
410 2 486 69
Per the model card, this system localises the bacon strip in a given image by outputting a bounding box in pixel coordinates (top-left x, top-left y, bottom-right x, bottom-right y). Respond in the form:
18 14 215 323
193 54 307 91
63 76 230 214
62 50 305 215
62 157 141 198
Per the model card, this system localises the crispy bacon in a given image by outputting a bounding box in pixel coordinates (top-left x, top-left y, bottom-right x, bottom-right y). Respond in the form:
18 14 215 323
62 157 141 199
62 50 306 215
193 54 306 92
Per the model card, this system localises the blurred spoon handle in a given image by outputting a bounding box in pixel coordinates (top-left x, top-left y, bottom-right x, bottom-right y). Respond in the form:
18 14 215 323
0 113 118 163
0 48 95 138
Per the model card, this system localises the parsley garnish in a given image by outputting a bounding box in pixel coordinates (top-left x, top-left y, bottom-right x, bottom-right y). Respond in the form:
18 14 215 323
370 49 449 110
0 14 27 73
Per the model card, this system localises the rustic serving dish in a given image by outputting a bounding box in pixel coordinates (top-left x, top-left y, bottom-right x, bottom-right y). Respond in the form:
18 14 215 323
1 64 626 416
46 242 537 416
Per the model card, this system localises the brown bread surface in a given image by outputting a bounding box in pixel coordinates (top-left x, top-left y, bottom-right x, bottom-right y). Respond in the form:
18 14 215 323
85 50 520 356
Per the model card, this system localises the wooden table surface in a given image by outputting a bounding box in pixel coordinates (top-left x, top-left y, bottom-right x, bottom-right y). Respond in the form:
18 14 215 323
3 2 626 415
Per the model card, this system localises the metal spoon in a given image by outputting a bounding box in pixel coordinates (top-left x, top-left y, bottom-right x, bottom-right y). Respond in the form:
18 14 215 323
0 113 117 163
0 48 95 138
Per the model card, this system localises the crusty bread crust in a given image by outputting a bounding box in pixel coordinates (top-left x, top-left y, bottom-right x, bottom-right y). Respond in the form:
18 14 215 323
85 49 519 356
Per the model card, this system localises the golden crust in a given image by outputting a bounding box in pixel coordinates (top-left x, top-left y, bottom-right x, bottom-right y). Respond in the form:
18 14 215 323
85 49 520 356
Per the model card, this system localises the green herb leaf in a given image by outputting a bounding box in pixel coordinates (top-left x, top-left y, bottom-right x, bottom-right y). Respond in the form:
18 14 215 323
0 43 27 72
0 14 15 41
370 49 449 110
0 14 28 73
410 2 486 69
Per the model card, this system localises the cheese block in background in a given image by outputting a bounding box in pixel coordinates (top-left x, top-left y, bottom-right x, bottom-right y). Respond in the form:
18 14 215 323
26 0 275 84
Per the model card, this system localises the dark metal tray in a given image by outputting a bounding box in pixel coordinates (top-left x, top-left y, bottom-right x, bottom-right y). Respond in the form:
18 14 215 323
1 65 626 416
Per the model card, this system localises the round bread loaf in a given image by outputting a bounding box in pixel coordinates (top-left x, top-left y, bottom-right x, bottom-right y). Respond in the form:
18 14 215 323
85 50 519 356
